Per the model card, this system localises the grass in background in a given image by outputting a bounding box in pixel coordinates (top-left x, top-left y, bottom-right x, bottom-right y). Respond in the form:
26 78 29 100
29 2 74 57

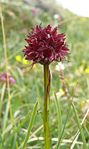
0 0 89 148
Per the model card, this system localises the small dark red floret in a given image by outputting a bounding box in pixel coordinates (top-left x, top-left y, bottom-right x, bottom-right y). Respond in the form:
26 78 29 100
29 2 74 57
23 25 69 65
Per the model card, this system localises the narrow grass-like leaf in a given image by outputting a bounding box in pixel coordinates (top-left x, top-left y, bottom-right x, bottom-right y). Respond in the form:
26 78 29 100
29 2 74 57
0 83 6 118
22 101 38 149
72 102 87 149
12 134 18 149
0 3 14 138
56 103 71 149
0 135 4 149
71 109 89 149
2 101 10 135
54 93 62 144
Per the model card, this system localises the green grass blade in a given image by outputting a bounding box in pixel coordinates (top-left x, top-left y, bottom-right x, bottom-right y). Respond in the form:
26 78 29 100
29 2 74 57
2 101 10 135
56 103 71 149
22 101 38 149
0 135 4 149
54 93 62 143
0 3 14 138
0 83 6 118
72 102 87 149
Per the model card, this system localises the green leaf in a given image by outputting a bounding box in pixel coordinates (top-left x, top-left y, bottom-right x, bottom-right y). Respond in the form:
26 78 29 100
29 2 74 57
72 102 87 149
22 101 38 149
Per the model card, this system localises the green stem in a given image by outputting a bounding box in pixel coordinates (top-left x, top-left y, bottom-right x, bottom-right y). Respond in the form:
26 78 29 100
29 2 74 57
43 64 51 149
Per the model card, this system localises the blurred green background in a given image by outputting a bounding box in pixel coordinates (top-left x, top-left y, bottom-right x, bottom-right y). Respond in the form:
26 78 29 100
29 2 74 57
0 0 89 148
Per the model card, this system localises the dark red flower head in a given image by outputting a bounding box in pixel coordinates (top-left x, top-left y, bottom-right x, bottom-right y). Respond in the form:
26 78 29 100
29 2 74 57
23 25 69 65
